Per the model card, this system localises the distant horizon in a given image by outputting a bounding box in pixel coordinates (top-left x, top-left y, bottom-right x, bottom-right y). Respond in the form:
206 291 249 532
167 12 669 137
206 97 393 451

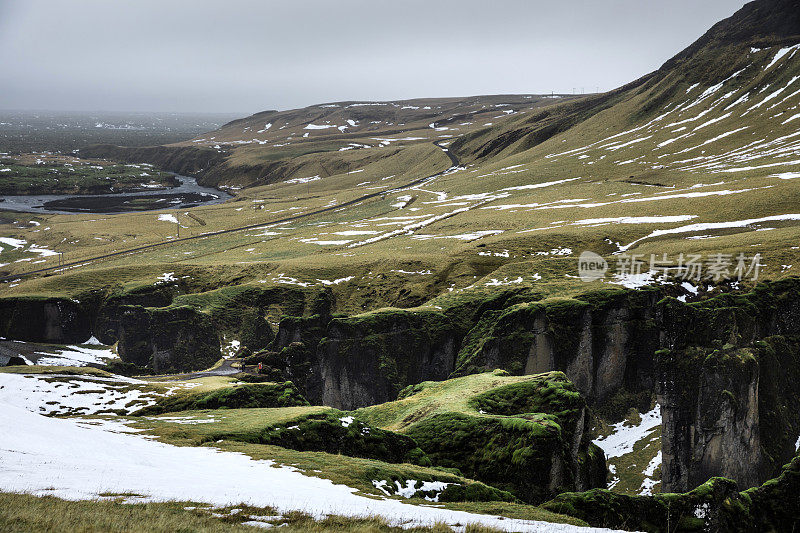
0 91 595 117
0 0 749 114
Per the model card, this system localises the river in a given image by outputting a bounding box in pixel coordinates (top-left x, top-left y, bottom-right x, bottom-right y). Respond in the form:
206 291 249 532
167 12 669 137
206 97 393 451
0 176 232 214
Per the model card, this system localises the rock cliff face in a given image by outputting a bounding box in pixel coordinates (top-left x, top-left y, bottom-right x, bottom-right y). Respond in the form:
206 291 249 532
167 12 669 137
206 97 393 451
3 277 800 494
115 305 221 373
453 289 662 403
657 346 764 493
267 279 800 493
269 309 459 409
653 280 800 491
0 297 92 344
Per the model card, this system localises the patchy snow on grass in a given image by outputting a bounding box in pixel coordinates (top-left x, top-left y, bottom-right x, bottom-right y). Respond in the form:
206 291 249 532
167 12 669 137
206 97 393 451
284 175 321 185
485 277 525 286
764 44 800 71
33 343 117 367
300 238 352 246
610 270 667 290
316 276 354 286
638 450 663 495
771 172 800 180
618 214 800 252
573 215 696 226
594 405 662 459
333 230 379 236
0 373 158 416
304 124 337 130
0 403 618 532
0 237 58 258
264 273 313 287
372 479 452 502
157 214 179 224
157 272 177 283
499 177 580 191
223 339 241 358
391 195 413 209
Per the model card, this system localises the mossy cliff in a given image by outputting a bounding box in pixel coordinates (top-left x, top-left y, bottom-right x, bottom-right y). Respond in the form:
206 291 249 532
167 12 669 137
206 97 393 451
657 335 800 494
261 278 800 499
221 412 431 467
265 286 666 409
135 382 309 415
0 296 93 344
654 279 800 492
542 454 800 532
453 288 662 402
356 371 608 504
318 309 460 409
657 345 762 494
115 305 220 373
0 281 320 372
428 373 606 503
266 307 461 409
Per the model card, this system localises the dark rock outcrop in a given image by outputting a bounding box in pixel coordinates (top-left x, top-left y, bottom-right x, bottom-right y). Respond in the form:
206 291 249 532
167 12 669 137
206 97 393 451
0 296 91 344
543 454 800 533
116 305 220 373
657 346 764 493
318 311 459 409
269 308 459 409
453 288 663 403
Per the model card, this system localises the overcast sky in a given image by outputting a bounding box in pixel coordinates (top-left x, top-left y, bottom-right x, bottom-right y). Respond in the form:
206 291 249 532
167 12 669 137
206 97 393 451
0 0 749 115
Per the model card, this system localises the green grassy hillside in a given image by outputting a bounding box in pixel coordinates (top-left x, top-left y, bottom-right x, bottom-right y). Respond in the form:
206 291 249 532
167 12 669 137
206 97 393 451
5 1 800 308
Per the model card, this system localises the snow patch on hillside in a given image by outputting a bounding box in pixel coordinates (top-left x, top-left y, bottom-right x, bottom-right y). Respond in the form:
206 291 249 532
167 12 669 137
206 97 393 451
594 405 661 459
0 401 624 532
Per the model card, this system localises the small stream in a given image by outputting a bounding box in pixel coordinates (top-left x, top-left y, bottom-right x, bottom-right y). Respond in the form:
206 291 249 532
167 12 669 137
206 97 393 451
0 175 232 214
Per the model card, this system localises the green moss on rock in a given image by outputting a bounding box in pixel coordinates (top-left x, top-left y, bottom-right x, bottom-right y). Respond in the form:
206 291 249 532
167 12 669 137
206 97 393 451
219 412 431 467
135 382 309 415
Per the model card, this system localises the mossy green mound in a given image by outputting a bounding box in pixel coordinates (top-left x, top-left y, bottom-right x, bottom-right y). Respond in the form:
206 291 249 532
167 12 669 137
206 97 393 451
468 374 584 418
405 412 572 504
357 371 607 504
135 382 309 415
215 412 430 467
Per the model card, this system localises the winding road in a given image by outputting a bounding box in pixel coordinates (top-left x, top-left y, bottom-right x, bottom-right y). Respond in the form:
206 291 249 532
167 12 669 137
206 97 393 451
151 358 242 381
1 141 460 283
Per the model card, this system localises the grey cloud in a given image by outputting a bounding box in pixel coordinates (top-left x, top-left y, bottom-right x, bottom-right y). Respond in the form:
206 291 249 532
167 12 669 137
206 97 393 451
0 0 749 114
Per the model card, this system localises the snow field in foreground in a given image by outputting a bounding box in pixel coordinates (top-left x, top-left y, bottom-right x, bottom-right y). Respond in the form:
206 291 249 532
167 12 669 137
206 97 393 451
0 375 629 532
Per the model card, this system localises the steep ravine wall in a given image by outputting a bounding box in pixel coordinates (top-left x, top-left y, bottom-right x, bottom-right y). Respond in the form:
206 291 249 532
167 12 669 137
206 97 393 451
266 279 800 493
0 282 322 373
266 309 460 409
80 144 227 186
2 279 800 493
0 296 92 344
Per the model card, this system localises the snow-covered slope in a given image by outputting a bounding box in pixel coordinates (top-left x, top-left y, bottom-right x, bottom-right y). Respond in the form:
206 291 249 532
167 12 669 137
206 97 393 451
0 390 624 532
544 43 800 177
